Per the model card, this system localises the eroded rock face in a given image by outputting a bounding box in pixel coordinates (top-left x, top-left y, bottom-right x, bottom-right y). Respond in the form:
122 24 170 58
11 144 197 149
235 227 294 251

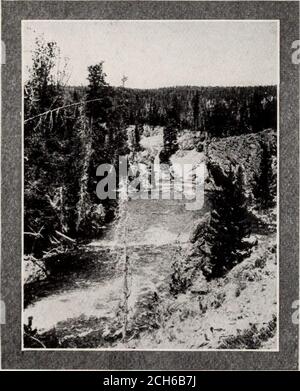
24 257 47 284
170 130 277 293
207 129 277 192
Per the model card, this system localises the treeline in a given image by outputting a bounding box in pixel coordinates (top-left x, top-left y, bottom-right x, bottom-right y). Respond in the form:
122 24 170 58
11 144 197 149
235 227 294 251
69 84 277 138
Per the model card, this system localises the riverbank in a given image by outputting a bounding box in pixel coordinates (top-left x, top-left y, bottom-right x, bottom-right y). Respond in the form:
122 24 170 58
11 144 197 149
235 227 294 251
23 128 277 350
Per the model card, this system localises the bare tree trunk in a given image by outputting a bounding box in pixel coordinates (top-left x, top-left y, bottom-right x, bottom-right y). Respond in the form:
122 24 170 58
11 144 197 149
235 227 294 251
76 113 92 232
118 178 131 342
59 187 64 230
122 252 130 341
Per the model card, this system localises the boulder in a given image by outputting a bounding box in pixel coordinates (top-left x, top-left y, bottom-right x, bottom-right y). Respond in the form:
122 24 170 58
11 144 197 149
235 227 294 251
24 256 47 284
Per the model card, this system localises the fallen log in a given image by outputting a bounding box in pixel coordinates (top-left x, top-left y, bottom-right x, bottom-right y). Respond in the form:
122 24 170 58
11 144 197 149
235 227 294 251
55 230 76 243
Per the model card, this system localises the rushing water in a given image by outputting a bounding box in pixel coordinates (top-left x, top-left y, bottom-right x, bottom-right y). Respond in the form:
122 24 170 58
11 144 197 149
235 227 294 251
24 130 205 345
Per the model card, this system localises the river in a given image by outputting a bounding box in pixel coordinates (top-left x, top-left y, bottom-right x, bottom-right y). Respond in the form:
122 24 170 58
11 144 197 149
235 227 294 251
24 129 205 347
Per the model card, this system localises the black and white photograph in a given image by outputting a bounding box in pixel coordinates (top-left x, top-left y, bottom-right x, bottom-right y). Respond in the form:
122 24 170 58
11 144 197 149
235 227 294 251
21 19 279 350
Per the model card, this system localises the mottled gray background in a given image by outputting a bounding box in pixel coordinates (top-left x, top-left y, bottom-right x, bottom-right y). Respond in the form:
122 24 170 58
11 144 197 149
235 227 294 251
1 1 299 370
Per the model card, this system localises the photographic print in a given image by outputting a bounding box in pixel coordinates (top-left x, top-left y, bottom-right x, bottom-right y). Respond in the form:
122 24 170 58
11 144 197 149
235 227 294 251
22 19 279 350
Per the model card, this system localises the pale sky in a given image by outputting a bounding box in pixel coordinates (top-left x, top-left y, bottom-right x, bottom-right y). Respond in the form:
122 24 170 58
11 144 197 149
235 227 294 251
23 20 279 88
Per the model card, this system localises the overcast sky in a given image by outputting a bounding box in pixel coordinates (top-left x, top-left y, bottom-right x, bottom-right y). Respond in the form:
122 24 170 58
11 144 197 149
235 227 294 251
23 20 279 88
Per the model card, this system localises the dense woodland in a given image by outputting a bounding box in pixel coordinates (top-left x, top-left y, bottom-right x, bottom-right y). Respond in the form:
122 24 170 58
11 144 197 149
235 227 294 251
69 84 277 136
24 38 277 294
23 37 278 349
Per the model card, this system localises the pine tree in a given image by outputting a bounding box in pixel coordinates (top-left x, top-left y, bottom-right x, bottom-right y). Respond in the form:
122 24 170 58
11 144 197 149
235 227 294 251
161 123 178 163
24 37 71 255
86 62 111 124
133 124 142 152
149 100 160 127
252 141 275 210
169 94 181 127
161 95 180 162
202 161 252 278
192 91 200 130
